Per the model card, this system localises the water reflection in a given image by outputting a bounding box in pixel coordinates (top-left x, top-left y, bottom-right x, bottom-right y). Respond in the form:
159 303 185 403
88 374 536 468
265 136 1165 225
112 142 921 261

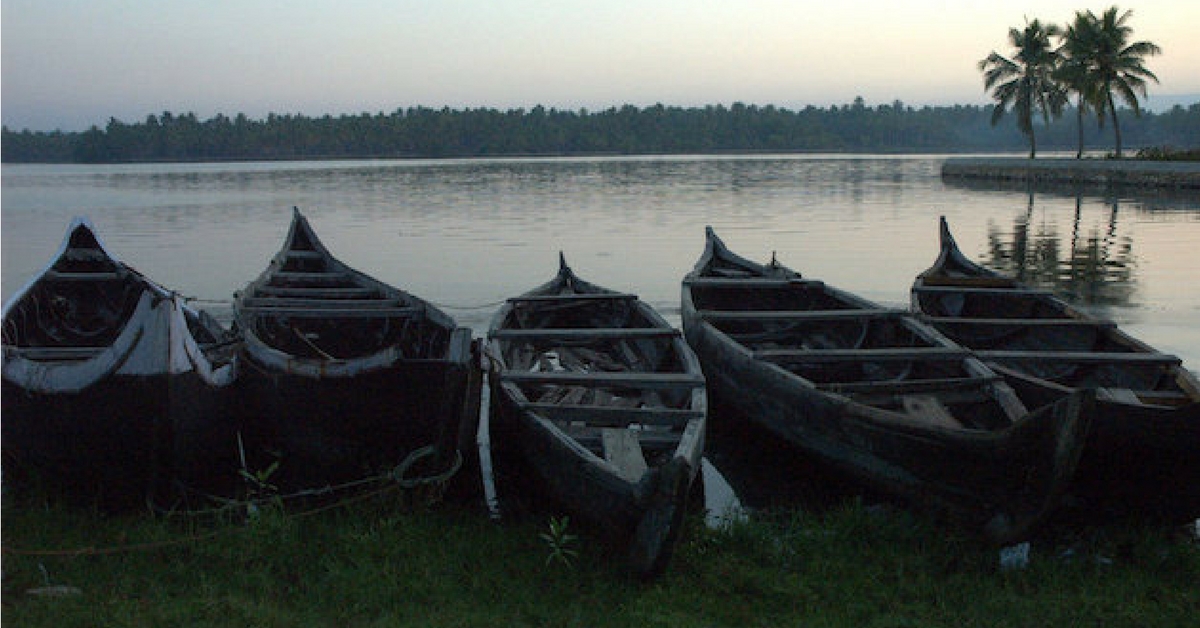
983 192 1136 306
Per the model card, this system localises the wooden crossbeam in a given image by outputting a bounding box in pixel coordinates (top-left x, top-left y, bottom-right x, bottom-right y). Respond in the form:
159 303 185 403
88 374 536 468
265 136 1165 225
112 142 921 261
241 297 402 309
684 277 823 288
507 293 638 303
490 328 678 340
701 308 904 322
980 350 1181 364
913 285 1052 296
815 375 998 395
5 346 105 360
43 270 123 281
923 316 1114 328
238 305 420 318
755 347 968 363
499 371 704 390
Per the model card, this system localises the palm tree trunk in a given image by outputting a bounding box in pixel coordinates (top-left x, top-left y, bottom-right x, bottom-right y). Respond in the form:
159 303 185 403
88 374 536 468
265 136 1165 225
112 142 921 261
1108 92 1123 158
1029 126 1037 159
1076 101 1085 159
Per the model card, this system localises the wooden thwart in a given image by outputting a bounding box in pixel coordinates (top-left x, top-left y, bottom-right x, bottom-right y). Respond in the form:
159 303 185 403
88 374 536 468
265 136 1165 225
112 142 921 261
490 328 679 340
255 286 378 298
918 274 1016 288
508 293 637 303
913 285 1052 296
500 370 704 390
241 296 403 309
5 346 106 360
923 316 1116 328
685 277 824 288
980 350 1181 365
755 346 968 363
44 270 123 281
239 305 420 318
701 308 905 322
601 428 649 482
816 375 998 395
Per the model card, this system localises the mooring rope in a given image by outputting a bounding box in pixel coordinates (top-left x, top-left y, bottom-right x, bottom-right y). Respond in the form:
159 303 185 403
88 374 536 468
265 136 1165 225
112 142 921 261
3 444 466 557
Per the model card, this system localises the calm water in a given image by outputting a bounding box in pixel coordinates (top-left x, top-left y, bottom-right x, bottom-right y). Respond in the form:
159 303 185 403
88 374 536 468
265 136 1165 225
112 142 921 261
4 155 1199 370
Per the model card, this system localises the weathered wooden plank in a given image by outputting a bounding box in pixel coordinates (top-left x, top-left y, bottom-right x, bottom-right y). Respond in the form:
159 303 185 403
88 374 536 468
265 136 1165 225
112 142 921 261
283 250 325 260
913 285 1052 296
507 293 638 303
242 296 402 309
918 275 1016 288
60 249 113 262
923 316 1113 328
684 277 824 288
815 375 998 395
499 371 705 390
520 401 701 426
43 270 123 281
490 328 679 340
239 305 420 318
701 308 905 322
602 428 649 482
271 271 349 280
4 346 105 360
980 350 1181 365
755 347 968 363
254 286 378 298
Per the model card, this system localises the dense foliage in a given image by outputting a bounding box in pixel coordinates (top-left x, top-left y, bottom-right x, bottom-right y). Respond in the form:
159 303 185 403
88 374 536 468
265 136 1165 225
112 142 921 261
981 6 1162 158
3 100 1198 163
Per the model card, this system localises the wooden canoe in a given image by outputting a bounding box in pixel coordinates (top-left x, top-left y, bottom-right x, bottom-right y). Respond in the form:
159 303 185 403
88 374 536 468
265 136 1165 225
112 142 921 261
2 217 239 507
913 216 1200 518
488 254 706 578
682 226 1092 542
233 208 480 493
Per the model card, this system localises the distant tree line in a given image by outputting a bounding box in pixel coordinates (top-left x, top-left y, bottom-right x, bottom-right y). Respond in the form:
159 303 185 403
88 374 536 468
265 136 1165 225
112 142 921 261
3 99 1198 164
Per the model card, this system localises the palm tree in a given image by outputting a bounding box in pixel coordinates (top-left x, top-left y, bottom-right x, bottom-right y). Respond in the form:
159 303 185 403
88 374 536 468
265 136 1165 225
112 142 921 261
979 19 1067 159
1088 6 1161 158
1058 11 1105 158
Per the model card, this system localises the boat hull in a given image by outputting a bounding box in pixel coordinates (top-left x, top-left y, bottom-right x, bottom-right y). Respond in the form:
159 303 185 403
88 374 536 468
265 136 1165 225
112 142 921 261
2 375 170 508
682 312 1089 541
237 354 481 492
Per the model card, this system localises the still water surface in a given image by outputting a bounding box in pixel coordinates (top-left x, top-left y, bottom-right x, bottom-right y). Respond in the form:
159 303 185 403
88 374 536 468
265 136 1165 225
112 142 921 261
5 155 1198 368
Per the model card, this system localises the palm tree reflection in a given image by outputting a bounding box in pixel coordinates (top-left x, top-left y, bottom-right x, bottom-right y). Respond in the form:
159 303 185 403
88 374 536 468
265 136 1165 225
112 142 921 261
984 192 1135 307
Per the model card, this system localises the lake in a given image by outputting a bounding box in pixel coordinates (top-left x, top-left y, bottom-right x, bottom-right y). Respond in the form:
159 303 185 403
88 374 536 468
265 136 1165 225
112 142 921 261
4 155 1198 368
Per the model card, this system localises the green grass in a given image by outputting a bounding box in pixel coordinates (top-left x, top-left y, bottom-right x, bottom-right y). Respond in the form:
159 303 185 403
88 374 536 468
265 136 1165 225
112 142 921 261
3 491 1197 627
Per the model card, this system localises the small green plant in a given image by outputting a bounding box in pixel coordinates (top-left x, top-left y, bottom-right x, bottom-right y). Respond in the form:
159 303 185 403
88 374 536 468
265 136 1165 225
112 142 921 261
236 432 282 518
540 516 579 568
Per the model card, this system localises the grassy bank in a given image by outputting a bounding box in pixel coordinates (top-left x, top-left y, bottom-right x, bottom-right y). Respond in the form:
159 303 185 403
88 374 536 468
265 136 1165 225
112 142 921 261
3 487 1197 627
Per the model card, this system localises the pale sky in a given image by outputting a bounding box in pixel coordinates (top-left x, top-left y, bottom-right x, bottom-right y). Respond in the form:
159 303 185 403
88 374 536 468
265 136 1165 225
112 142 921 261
3 0 1198 131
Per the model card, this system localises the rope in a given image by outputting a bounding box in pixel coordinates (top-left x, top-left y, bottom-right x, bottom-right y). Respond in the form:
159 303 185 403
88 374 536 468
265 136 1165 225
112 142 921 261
390 446 463 489
5 445 465 558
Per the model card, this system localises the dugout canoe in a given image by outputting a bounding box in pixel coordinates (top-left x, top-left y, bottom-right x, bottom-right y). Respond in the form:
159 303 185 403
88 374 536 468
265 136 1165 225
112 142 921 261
2 217 239 507
488 254 706 578
912 216 1200 518
233 208 480 493
682 226 1092 542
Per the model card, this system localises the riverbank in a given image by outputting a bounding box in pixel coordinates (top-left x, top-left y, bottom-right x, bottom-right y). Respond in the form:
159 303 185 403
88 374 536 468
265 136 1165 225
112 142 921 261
4 492 1198 626
942 157 1200 190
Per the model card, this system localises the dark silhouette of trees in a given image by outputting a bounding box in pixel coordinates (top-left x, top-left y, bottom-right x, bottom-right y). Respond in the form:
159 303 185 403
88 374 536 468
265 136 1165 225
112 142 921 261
979 19 1068 158
3 99 1197 164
